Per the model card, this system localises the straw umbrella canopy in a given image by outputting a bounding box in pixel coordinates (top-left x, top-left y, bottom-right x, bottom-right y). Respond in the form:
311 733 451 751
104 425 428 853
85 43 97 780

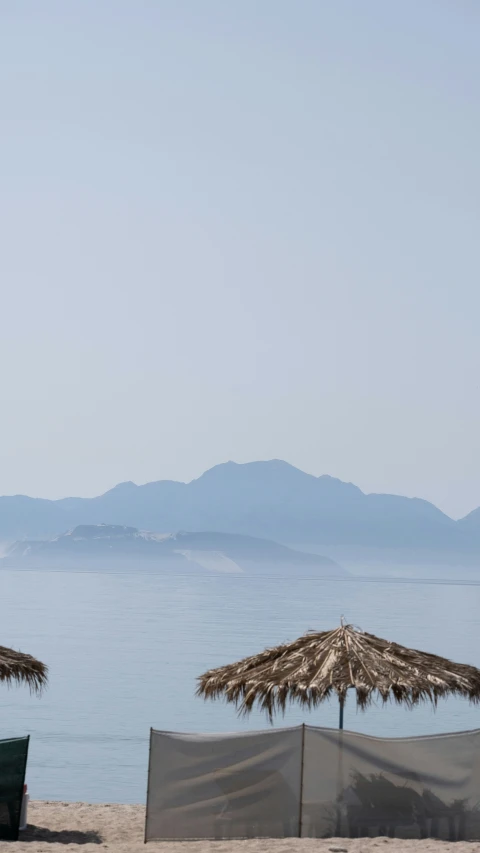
197 623 480 726
0 645 48 695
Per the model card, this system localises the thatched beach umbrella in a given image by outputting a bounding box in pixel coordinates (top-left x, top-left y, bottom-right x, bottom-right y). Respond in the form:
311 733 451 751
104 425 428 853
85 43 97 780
0 645 47 695
197 623 480 728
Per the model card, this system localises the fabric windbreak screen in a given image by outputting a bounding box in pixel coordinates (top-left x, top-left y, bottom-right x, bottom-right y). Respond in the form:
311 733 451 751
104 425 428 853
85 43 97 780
0 736 29 841
145 727 303 841
145 726 480 842
302 727 480 840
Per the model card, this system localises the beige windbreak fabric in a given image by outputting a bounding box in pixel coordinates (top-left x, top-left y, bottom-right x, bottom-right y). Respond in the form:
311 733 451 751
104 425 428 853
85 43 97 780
145 726 480 841
302 726 480 840
145 727 303 841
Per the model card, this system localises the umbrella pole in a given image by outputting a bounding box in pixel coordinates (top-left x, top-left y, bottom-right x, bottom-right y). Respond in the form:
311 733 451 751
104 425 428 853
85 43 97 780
335 697 345 836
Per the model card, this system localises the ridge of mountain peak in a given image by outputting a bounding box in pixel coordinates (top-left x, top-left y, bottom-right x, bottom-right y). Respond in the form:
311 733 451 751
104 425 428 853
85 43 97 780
457 506 480 527
193 458 305 478
107 480 138 492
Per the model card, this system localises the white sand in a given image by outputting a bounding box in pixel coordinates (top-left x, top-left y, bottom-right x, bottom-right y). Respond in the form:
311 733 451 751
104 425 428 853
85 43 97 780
3 802 480 852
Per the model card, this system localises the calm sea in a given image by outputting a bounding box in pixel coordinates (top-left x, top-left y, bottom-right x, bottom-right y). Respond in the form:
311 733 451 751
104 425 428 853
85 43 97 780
1 568 480 803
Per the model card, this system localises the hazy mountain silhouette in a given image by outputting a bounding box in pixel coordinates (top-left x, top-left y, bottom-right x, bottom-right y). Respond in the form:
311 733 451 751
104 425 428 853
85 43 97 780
0 460 477 555
3 524 344 575
456 507 480 537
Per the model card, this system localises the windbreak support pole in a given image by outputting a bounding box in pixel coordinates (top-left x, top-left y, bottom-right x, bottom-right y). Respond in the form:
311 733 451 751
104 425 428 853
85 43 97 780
335 696 345 836
298 723 305 838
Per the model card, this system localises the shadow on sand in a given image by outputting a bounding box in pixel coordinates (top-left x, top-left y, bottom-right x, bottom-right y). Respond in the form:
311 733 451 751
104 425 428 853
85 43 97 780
20 824 103 844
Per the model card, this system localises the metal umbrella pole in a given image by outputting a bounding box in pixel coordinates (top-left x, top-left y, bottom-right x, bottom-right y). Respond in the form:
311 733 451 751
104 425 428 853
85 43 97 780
335 695 346 836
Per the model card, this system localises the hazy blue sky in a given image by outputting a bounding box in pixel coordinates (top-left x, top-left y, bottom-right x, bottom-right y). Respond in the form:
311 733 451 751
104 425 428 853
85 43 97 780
1 1 479 517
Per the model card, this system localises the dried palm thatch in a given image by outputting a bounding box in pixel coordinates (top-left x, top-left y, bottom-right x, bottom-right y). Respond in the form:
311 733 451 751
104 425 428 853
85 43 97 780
197 624 480 721
0 645 48 695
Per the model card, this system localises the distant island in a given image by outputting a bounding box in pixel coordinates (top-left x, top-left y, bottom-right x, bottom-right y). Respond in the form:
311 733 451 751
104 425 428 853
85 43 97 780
2 524 344 576
1 459 480 567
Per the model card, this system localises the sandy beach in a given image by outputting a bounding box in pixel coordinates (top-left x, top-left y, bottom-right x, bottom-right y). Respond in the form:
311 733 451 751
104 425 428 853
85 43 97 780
0 802 478 852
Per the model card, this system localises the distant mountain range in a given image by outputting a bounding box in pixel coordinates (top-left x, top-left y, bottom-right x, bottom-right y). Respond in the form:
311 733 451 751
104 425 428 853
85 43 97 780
3 524 343 575
0 460 480 559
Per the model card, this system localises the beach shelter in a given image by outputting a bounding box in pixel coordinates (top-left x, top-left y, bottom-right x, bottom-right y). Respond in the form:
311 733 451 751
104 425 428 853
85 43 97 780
195 624 480 837
197 622 480 727
146 627 480 840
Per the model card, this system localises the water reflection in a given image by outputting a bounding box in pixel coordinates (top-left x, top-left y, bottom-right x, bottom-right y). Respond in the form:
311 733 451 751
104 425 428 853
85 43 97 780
0 569 478 802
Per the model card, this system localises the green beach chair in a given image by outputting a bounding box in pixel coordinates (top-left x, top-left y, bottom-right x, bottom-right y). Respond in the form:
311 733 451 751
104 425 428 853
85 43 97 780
0 736 30 840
